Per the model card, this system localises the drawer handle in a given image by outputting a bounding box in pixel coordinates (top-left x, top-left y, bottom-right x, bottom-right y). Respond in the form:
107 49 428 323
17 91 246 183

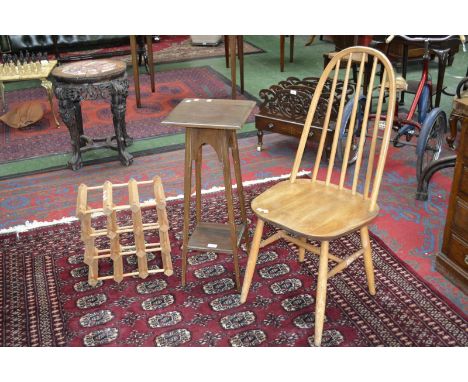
465 255 468 266
266 123 275 129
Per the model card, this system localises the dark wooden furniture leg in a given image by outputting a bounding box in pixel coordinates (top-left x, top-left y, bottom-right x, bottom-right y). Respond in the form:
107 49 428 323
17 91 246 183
280 35 285 72
75 101 84 144
130 35 141 108
58 98 83 171
447 112 460 149
229 35 237 100
237 36 244 94
146 35 155 93
52 35 61 61
110 79 133 167
290 35 295 63
224 35 230 68
182 128 193 286
257 127 264 151
400 43 409 105
230 130 250 253
221 132 241 291
280 35 294 72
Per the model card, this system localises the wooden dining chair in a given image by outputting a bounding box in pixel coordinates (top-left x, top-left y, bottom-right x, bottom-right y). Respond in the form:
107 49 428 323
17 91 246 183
240 46 397 346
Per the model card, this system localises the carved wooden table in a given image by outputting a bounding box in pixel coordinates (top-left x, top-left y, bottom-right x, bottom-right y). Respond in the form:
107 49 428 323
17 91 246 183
162 98 255 290
52 59 133 170
0 59 60 127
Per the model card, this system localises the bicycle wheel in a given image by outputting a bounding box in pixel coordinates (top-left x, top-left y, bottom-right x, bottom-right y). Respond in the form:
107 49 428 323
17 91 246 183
337 96 366 165
415 108 447 181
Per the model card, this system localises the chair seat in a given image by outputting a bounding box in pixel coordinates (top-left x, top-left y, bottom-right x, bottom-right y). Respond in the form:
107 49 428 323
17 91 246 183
252 179 379 240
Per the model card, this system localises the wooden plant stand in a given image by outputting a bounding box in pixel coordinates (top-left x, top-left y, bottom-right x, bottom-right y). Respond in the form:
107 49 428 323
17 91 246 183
162 98 255 291
76 176 173 286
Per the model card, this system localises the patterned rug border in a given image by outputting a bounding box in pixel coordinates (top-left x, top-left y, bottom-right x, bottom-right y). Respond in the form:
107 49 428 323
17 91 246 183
1 173 466 325
367 231 468 323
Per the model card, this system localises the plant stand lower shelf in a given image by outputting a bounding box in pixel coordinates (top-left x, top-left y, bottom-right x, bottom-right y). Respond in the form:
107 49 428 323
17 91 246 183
187 222 245 254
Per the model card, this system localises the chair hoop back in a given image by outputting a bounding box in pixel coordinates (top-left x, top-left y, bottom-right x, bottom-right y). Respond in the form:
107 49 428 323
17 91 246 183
290 46 397 211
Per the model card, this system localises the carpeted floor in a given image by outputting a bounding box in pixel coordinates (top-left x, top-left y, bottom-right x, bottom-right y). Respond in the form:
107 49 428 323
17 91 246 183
0 66 258 164
58 35 264 65
1 132 466 315
0 35 466 344
1 179 466 346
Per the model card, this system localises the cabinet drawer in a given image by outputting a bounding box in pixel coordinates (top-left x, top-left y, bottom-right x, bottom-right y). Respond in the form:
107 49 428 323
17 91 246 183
463 125 468 160
453 197 468 236
255 115 308 138
460 166 468 196
445 233 468 270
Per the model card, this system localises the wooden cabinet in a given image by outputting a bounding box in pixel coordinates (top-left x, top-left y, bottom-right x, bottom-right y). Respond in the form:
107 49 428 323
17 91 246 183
436 114 468 294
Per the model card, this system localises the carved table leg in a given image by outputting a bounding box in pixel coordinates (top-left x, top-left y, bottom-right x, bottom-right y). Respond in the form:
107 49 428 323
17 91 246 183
58 98 83 171
110 79 133 166
447 112 460 150
41 79 60 128
0 81 5 113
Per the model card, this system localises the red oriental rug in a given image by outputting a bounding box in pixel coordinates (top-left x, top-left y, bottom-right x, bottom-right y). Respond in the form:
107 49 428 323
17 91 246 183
1 180 466 346
0 66 257 164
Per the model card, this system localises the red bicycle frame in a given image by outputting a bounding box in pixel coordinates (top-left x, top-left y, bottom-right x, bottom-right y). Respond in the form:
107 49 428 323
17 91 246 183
394 52 433 132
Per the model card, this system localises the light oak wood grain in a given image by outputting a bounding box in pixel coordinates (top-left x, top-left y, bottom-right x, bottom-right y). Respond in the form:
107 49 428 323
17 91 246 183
77 177 173 285
240 46 396 346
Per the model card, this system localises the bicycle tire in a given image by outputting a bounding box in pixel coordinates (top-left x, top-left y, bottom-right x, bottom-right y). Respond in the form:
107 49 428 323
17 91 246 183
415 108 447 181
337 96 366 165
417 84 431 124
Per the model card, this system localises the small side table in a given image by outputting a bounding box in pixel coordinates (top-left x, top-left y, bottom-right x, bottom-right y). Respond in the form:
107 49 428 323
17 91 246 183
0 60 60 127
162 98 255 290
52 59 133 170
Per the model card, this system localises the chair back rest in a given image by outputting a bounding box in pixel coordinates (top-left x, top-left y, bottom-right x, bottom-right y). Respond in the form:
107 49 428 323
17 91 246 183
290 46 396 211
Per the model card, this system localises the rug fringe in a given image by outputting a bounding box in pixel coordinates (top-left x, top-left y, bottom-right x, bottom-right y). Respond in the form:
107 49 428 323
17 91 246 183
0 170 311 235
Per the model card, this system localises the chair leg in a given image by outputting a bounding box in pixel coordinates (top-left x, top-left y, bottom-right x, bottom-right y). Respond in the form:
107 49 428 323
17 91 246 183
240 218 264 303
360 226 376 295
298 236 306 262
314 240 329 346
